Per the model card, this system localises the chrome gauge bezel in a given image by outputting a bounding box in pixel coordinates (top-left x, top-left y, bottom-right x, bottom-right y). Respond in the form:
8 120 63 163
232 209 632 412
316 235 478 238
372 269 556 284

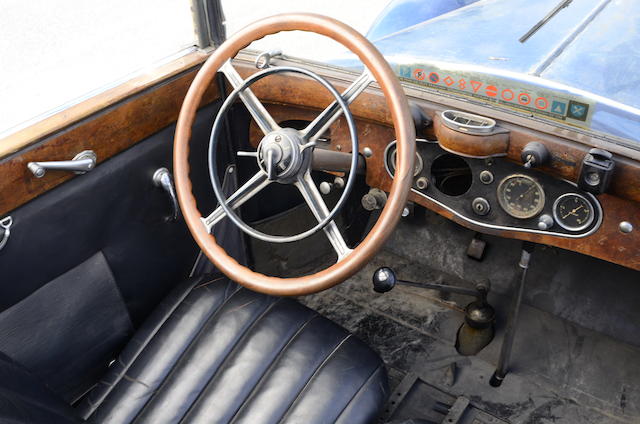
552 193 595 232
388 146 424 177
496 174 545 219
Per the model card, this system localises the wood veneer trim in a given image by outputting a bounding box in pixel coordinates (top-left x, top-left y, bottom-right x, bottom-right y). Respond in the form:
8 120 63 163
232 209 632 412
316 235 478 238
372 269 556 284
0 65 219 216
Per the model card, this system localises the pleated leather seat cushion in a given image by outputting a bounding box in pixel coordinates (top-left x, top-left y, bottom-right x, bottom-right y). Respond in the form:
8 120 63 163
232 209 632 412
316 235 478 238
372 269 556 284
77 275 389 424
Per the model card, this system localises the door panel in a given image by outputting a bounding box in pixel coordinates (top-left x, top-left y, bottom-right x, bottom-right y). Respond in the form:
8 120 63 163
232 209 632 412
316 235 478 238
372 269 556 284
0 101 223 399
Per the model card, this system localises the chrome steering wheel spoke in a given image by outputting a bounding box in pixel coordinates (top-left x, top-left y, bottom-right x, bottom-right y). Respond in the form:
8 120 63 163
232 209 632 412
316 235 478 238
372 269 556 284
201 171 270 233
302 70 374 143
221 60 280 135
295 171 353 260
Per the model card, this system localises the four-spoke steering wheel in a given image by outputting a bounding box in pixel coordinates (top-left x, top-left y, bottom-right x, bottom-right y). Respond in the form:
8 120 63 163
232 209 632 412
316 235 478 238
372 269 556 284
174 13 415 295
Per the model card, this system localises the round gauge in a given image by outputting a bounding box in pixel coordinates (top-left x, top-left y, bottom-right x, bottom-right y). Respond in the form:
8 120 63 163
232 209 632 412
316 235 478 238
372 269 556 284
497 174 545 219
553 193 595 231
388 148 423 177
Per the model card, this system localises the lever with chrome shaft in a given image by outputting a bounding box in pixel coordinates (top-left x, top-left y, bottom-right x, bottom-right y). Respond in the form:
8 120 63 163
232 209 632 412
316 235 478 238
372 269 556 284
153 168 179 222
27 150 97 178
373 267 495 356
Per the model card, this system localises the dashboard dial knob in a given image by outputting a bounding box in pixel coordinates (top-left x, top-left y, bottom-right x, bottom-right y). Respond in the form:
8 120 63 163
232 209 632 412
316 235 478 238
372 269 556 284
537 214 554 230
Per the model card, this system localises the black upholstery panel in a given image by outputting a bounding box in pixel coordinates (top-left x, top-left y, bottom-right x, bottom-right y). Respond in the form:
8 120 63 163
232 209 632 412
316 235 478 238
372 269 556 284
0 352 79 424
78 276 389 424
0 252 132 401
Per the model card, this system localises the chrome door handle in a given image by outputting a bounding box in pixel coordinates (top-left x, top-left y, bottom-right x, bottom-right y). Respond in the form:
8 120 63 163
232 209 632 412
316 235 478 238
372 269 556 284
153 168 179 222
0 216 12 252
28 150 97 178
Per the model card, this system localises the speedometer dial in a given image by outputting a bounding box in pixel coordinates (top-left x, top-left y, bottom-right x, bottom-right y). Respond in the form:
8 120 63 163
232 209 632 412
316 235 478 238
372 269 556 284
497 174 545 219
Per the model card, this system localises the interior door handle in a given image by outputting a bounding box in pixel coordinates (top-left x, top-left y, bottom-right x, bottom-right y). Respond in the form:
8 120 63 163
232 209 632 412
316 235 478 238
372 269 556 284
27 150 97 178
153 168 179 222
0 216 12 252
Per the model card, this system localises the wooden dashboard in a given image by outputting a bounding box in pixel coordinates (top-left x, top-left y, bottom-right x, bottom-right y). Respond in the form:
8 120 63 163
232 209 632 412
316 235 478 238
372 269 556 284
0 54 638 271
236 60 640 272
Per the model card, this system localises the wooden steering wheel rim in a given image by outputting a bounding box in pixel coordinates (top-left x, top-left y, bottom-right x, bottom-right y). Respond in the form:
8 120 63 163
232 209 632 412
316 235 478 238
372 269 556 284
174 13 416 296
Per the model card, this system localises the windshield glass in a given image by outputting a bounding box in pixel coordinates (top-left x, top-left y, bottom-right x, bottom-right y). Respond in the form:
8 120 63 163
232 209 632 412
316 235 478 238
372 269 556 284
222 0 640 150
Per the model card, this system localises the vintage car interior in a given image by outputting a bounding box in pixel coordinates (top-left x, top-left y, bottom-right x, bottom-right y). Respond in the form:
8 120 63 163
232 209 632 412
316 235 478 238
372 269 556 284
0 1 638 423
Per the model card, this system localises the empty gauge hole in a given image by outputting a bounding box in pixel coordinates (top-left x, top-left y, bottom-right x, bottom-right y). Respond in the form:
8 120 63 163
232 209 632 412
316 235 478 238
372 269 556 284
431 154 472 196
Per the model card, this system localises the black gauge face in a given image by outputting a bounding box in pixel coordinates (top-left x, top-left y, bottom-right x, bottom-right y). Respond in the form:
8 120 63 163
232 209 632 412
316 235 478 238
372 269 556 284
497 174 545 219
553 193 594 231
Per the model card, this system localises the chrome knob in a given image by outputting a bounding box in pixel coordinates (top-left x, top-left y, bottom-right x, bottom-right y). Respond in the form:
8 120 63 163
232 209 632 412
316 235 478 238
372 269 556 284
319 182 332 195
319 177 345 195
537 214 554 230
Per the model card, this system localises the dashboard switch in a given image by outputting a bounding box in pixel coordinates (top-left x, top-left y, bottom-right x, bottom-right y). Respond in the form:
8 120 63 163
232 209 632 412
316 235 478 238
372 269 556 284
472 197 491 216
521 142 549 168
415 177 429 190
479 170 494 184
537 214 554 230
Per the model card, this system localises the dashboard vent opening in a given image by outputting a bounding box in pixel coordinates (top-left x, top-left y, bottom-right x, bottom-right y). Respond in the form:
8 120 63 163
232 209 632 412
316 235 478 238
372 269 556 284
442 110 496 135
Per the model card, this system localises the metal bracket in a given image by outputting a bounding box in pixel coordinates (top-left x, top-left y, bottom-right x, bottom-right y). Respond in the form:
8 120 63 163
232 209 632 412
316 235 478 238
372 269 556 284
0 216 13 252
254 49 282 69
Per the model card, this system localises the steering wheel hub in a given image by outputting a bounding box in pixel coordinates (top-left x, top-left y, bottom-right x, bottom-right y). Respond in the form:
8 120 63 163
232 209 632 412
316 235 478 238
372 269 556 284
256 128 309 182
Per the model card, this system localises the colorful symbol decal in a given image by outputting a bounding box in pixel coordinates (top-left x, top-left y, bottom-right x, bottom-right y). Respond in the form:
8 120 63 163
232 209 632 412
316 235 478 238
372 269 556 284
535 97 549 110
428 72 440 83
518 93 531 105
551 100 567 115
444 76 455 86
413 69 426 81
458 79 466 90
501 89 514 101
471 81 483 93
568 100 589 121
486 85 498 97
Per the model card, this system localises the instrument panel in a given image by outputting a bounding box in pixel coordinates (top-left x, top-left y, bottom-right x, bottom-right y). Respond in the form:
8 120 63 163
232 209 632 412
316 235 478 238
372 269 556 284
385 139 602 237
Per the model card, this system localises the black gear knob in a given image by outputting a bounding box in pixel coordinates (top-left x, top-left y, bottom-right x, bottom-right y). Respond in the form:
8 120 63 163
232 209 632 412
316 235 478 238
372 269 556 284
372 267 397 293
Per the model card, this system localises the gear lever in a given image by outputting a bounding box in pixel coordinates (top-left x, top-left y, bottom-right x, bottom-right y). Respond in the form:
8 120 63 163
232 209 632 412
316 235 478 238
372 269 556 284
372 267 495 355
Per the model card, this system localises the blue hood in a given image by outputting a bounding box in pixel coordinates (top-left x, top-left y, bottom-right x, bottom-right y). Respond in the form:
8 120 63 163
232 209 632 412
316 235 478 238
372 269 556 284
355 0 640 148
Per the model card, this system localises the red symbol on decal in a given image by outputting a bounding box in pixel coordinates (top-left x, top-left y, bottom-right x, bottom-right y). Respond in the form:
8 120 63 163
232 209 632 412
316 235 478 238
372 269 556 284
413 69 426 81
458 79 467 90
444 76 455 86
535 97 549 110
486 85 498 97
428 72 440 83
518 93 531 105
470 81 483 93
501 89 514 101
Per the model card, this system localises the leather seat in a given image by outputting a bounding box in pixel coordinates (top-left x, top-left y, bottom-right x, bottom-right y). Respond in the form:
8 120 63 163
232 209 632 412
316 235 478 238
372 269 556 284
74 274 389 423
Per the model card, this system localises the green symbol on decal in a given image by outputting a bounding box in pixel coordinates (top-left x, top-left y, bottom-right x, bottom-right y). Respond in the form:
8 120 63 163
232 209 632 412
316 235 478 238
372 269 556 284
551 100 567 116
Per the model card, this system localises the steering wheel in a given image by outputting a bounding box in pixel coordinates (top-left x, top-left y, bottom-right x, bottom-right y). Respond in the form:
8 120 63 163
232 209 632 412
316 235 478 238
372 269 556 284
174 13 415 296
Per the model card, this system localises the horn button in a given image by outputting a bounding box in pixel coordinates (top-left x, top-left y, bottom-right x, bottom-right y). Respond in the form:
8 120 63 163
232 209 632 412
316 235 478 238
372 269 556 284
257 128 310 183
